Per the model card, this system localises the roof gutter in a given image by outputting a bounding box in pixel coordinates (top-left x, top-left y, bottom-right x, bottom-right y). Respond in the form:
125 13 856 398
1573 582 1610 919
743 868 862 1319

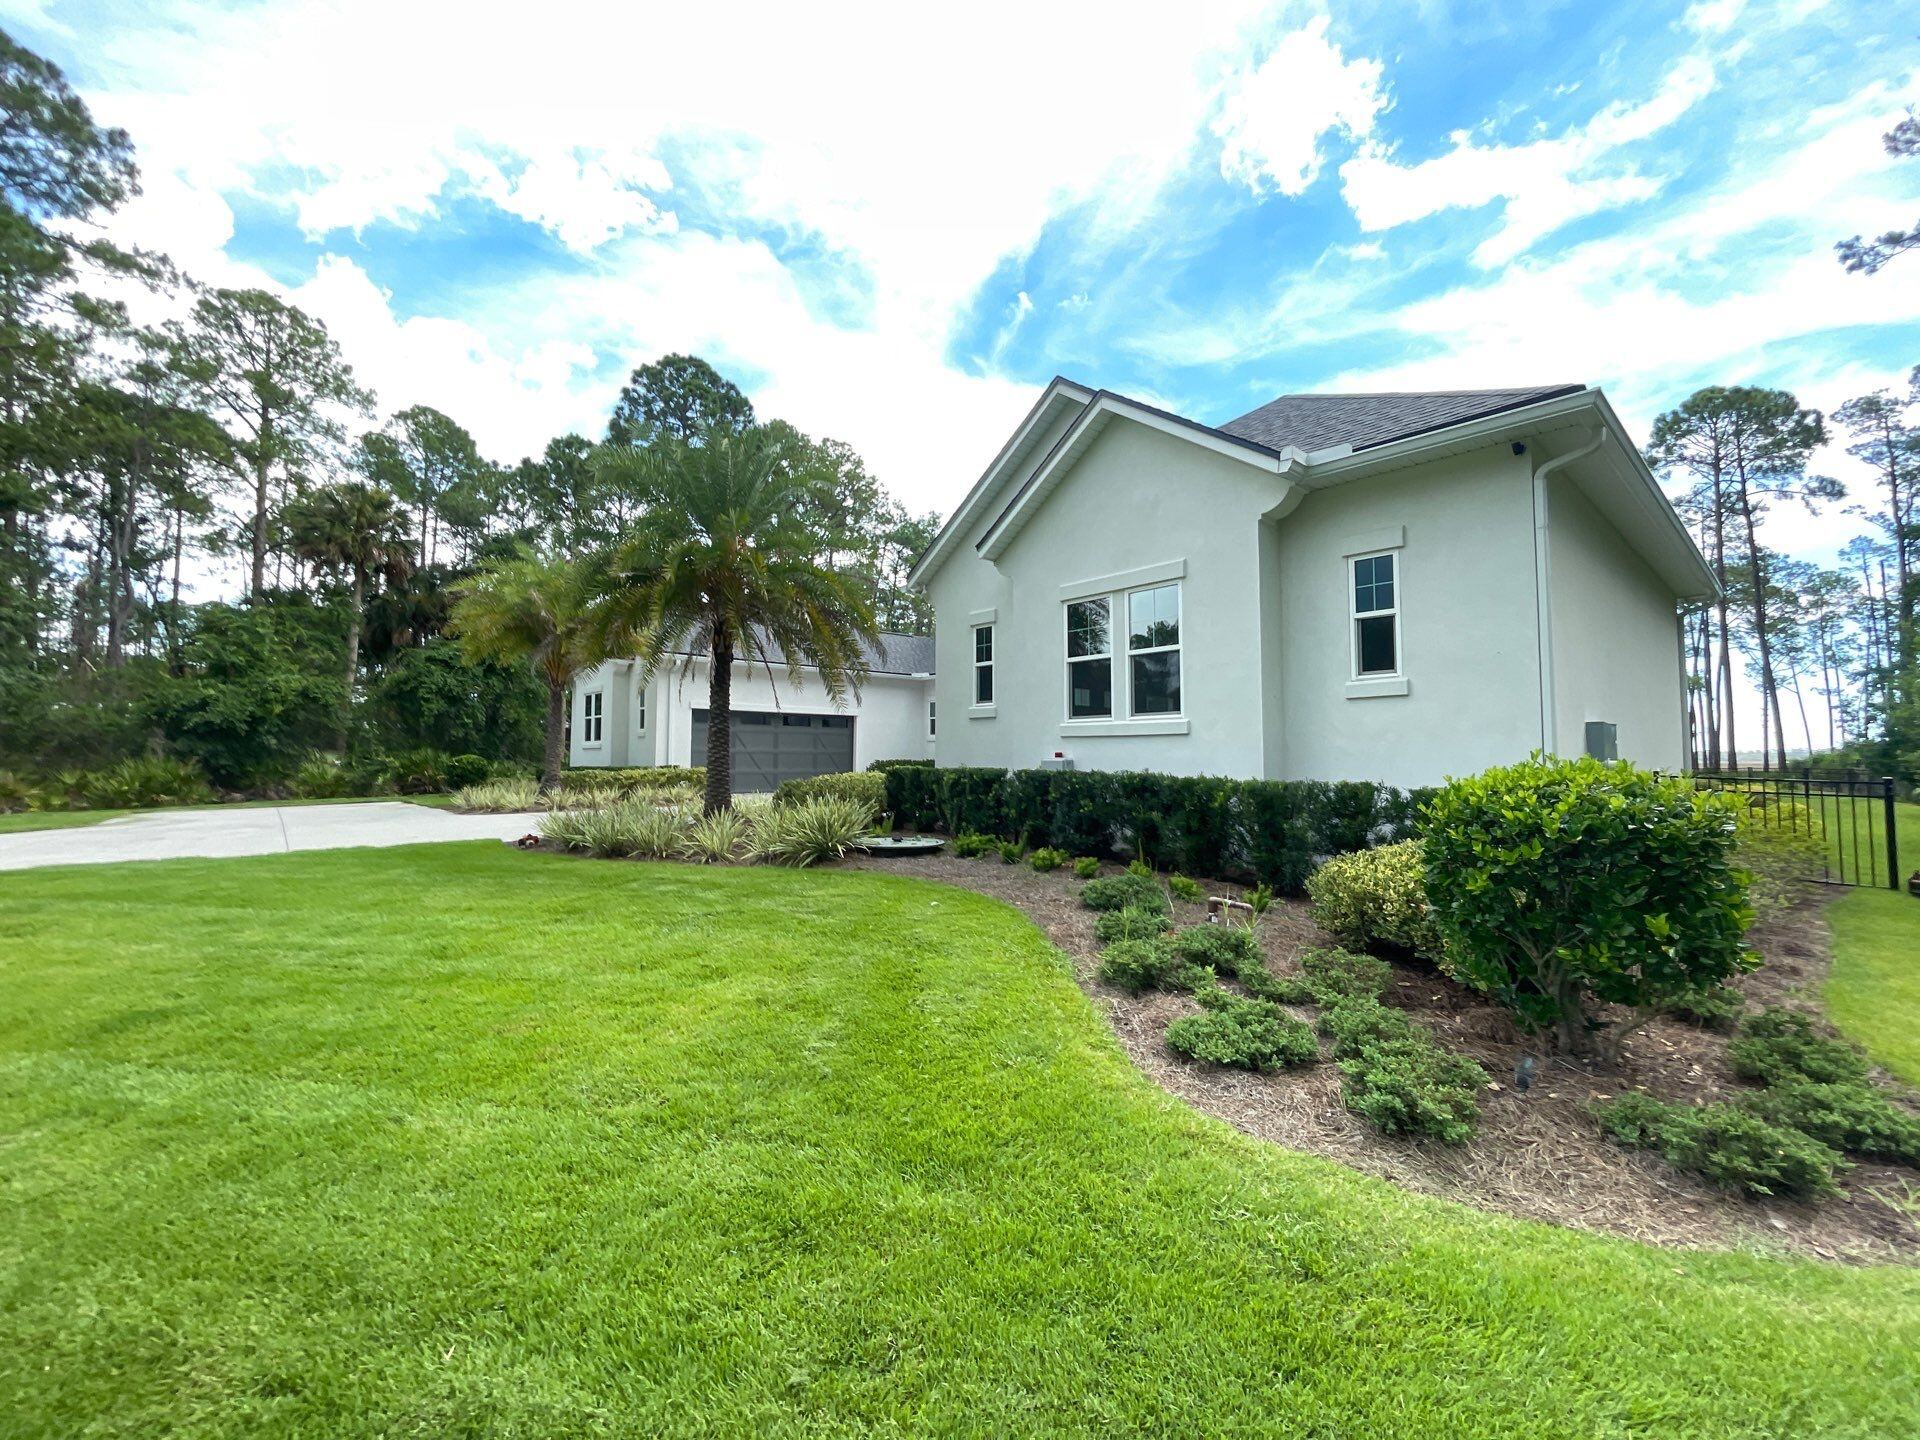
1530 427 1606 754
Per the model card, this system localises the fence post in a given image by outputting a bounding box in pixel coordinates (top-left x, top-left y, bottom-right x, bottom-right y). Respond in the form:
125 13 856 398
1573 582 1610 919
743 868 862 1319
1886 778 1901 893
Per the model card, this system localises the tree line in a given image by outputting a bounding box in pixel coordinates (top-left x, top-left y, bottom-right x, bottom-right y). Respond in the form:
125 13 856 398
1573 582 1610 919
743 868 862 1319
0 29 936 791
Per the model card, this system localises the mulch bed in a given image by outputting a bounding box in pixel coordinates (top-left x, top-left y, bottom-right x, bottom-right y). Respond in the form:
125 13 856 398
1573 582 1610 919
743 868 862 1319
845 850 1920 1264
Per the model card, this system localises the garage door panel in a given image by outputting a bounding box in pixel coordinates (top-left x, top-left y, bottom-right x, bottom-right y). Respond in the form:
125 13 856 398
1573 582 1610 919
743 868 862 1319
691 710 854 790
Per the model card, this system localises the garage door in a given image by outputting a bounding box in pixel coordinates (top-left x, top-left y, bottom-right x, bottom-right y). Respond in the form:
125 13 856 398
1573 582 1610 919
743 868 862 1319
689 709 855 792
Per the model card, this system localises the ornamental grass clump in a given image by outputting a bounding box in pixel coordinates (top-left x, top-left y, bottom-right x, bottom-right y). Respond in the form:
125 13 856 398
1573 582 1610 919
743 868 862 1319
678 808 753 863
539 800 689 859
1165 986 1318 1072
1421 755 1754 1054
750 795 877 867
453 777 543 812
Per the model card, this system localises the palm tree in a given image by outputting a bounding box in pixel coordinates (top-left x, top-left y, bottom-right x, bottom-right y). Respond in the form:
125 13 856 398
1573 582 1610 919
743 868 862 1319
284 481 414 749
449 550 595 791
590 426 879 814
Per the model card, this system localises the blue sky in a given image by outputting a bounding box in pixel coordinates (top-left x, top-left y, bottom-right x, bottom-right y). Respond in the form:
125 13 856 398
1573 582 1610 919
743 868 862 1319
10 0 1918 559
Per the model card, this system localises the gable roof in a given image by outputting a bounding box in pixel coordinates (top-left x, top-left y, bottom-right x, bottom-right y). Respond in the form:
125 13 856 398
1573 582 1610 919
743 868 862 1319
1219 385 1585 455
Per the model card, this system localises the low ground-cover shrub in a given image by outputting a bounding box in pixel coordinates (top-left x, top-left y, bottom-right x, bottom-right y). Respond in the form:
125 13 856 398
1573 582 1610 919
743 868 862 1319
1028 847 1068 872
952 832 993 858
1081 873 1168 915
1318 994 1418 1058
1098 937 1180 993
1728 1008 1872 1087
1306 840 1442 961
1168 875 1204 903
1668 985 1746 1032
773 770 887 813
1337 1037 1485 1145
1743 1082 1920 1166
1165 986 1319 1072
750 795 877 867
0 769 29 812
1093 906 1172 946
1169 923 1260 974
1299 947 1392 1004
1072 856 1100 879
997 840 1023 864
1422 756 1753 1054
289 754 358 799
1596 1093 1844 1200
882 764 1428 891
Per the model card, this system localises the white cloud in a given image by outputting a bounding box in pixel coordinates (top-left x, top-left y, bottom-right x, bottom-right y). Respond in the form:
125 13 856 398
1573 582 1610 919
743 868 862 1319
1683 0 1747 34
1213 15 1388 195
1339 55 1717 266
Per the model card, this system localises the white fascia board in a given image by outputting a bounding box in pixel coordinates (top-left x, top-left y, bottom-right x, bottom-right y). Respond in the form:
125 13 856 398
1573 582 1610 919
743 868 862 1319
977 395 1297 563
907 378 1094 590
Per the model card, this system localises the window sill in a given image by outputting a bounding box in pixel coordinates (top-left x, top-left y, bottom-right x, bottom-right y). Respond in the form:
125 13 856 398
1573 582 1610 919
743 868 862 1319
1059 717 1190 737
969 705 997 719
1345 677 1409 700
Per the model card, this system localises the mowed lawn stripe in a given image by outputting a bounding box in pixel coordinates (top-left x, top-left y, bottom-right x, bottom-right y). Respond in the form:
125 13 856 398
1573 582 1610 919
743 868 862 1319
1 843 1916 1437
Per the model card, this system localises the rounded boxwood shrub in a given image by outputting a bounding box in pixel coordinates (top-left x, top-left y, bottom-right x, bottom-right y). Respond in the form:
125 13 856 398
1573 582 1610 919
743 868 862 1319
444 753 493 790
1421 756 1753 1053
1305 840 1442 961
1028 847 1068 872
1081 872 1168 915
1165 987 1318 1072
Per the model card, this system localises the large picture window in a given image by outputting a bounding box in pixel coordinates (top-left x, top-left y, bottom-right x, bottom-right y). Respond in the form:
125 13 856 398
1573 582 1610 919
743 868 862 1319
973 624 995 705
1126 582 1181 715
582 690 604 743
1351 552 1399 677
1066 597 1112 718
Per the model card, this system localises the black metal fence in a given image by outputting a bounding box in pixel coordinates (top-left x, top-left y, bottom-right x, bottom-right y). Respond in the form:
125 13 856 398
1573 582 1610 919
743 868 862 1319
1692 771 1901 890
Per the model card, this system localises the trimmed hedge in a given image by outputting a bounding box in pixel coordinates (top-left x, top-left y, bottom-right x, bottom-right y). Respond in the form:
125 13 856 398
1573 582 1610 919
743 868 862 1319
883 765 1428 892
866 758 935 773
772 770 888 812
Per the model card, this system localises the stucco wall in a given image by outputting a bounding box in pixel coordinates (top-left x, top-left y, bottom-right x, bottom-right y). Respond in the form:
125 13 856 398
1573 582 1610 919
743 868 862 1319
570 658 932 771
927 420 1290 777
1547 476 1687 769
1271 445 1546 788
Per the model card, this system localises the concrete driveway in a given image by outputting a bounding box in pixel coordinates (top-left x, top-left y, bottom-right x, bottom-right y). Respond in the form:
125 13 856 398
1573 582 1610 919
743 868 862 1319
0 801 544 872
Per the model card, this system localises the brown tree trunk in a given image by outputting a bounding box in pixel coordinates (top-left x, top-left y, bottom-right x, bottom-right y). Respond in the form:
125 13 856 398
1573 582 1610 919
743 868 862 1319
541 681 566 794
251 445 269 598
340 568 363 752
704 626 734 815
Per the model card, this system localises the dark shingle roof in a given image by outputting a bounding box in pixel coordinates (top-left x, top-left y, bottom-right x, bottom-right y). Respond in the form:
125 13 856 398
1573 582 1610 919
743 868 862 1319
1219 385 1585 455
671 629 933 676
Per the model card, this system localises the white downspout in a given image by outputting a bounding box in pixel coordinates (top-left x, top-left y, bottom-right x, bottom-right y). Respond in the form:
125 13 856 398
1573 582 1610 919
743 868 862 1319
1531 429 1605 755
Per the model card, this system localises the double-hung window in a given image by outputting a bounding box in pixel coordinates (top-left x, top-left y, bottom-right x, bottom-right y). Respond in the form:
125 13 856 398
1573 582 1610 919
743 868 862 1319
1066 597 1113 717
972 624 995 705
582 691 604 744
927 699 937 738
1065 580 1181 719
1351 552 1399 677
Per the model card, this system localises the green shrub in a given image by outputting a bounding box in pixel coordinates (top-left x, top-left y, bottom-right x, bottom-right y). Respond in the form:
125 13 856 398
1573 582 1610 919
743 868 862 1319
1299 947 1392 1003
1667 985 1745 1032
1072 856 1100 880
1093 906 1172 946
679 808 752 863
951 832 993 858
1169 923 1261 975
773 770 887 813
880 764 1429 892
1081 873 1168 915
1337 1037 1484 1145
1306 840 1442 960
997 839 1024 864
290 754 357 799
750 795 877 867
1421 755 1753 1053
1168 874 1204 903
1098 937 1179 993
1247 883 1274 915
1127 858 1154 878
1237 963 1317 1006
1728 1008 1870 1087
1743 1082 1920 1165
1596 1093 1844 1200
0 769 29 812
444 754 493 790
1317 994 1420 1059
1028 847 1068 872
866 758 934 773
377 748 451 795
1165 987 1319 1072
39 755 217 811
561 765 706 796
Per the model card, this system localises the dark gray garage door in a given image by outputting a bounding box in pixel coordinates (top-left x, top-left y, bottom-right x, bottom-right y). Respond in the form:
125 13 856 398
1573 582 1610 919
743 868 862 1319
690 709 854 791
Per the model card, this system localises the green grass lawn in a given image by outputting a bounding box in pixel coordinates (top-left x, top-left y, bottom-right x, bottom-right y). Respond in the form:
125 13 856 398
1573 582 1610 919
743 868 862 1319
3 846 1918 1437
1828 883 1920 1085
0 793 460 834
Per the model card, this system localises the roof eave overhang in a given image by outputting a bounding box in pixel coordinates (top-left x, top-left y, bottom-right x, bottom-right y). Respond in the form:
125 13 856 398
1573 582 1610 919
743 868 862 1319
906 377 1094 590
1301 388 1716 602
975 394 1304 563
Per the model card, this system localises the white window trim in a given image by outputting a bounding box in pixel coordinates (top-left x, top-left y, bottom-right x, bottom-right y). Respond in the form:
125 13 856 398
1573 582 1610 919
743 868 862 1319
1348 549 1404 688
1061 579 1184 726
971 622 996 713
581 690 605 746
927 698 937 739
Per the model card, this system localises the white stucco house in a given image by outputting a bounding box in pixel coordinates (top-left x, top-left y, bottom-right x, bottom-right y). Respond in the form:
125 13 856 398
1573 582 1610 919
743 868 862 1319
567 633 935 789
909 378 1716 791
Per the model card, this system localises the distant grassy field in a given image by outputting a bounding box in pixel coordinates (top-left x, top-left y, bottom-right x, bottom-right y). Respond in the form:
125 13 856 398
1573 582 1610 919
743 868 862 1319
2 844 1917 1437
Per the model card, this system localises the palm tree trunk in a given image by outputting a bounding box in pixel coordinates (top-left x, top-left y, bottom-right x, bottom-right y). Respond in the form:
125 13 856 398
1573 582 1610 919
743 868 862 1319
704 629 734 815
541 681 566 794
